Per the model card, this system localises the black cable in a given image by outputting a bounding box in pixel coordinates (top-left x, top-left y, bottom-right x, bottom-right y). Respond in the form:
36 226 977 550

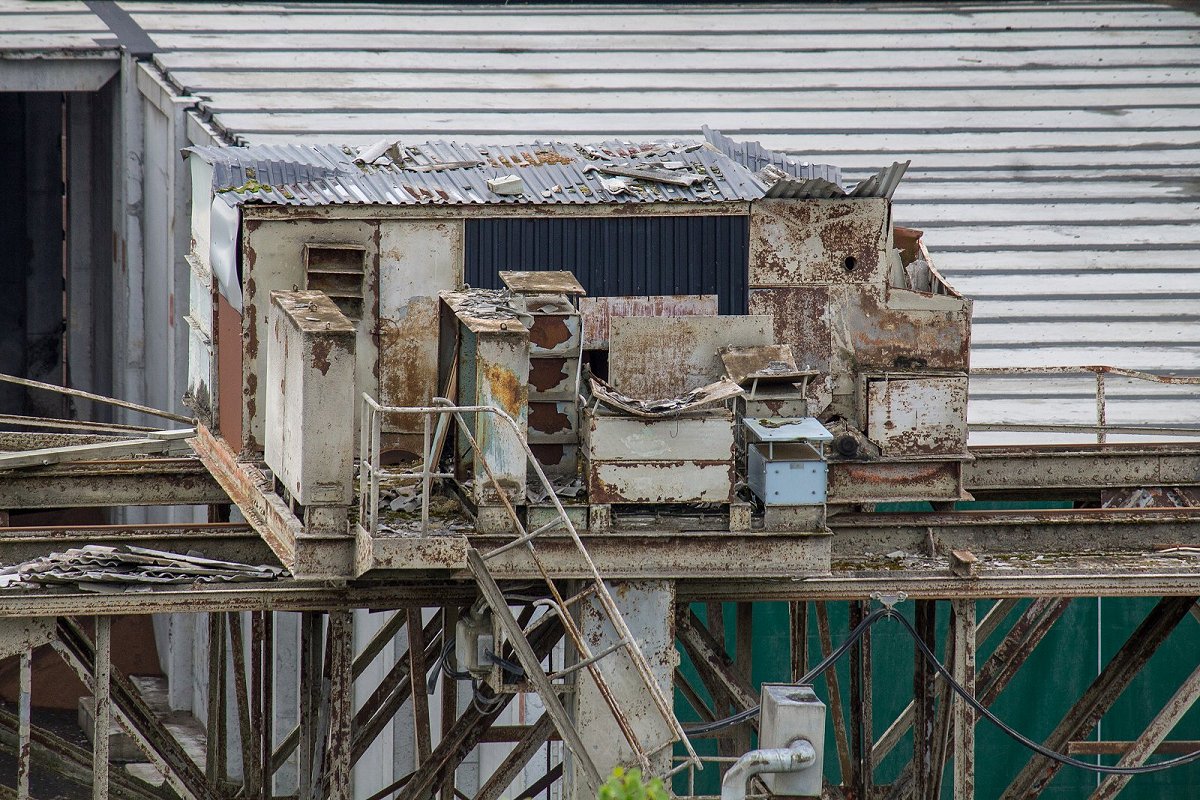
684 607 889 736
889 609 1200 776
683 604 1200 777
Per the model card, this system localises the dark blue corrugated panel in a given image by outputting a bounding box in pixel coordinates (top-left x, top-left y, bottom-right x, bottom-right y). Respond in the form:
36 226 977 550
464 215 749 314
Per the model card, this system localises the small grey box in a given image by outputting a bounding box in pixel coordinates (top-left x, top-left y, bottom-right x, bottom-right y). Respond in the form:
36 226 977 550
759 684 826 798
747 442 827 505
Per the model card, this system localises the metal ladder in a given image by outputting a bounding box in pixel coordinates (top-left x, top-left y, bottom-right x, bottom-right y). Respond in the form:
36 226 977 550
367 396 701 792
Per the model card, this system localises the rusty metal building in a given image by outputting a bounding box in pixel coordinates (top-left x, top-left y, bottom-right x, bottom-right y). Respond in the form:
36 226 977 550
0 2 1199 800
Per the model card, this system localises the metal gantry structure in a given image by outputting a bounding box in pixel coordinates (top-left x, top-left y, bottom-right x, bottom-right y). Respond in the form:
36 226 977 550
1 407 1200 798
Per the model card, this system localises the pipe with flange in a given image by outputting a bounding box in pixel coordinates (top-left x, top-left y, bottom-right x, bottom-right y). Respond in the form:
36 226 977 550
720 738 819 800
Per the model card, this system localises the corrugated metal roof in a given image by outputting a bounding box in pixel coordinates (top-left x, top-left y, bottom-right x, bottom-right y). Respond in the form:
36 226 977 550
187 138 767 206
7 0 1198 441
702 126 841 184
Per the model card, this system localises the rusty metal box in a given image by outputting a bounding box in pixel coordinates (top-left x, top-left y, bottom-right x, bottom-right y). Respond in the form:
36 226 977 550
582 408 734 504
524 295 581 357
865 374 968 457
264 291 357 507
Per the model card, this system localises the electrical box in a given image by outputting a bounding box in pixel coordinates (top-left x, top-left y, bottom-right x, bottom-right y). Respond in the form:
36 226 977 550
455 606 496 679
759 684 826 798
743 417 832 506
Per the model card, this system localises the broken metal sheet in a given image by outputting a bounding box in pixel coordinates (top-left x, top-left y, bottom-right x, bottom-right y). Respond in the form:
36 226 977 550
582 162 702 188
719 344 814 386
580 295 718 350
441 288 534 332
354 138 403 165
587 376 743 419
702 126 841 184
848 160 910 200
0 545 286 591
608 314 773 398
762 173 848 200
499 270 586 296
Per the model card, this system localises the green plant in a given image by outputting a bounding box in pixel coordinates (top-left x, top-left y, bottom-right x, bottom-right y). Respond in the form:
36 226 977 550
597 767 670 800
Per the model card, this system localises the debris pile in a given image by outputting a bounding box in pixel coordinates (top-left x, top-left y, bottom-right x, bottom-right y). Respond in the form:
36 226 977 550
0 546 286 591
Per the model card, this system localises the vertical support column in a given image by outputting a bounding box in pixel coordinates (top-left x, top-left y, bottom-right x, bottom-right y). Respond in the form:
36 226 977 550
327 611 354 800
407 607 433 768
17 646 32 800
789 601 808 682
206 612 227 786
93 617 112 800
912 601 937 800
298 612 324 800
571 580 676 800
705 603 733 757
952 599 977 800
440 606 460 800
733 603 754 757
848 600 873 799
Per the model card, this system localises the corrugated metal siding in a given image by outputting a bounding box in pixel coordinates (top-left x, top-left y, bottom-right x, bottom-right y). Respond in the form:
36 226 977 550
465 215 749 315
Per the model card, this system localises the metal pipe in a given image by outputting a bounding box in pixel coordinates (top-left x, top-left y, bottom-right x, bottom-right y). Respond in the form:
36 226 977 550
720 739 817 800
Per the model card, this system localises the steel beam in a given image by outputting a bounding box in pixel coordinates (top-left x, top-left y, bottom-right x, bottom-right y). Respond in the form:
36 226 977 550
0 458 227 509
951 599 976 800
93 617 111 800
1089 659 1200 799
966 443 1200 501
815 602 853 787
830 508 1200 557
0 522 275 567
1002 595 1198 799
392 604 565 800
675 609 758 712
475 715 555 800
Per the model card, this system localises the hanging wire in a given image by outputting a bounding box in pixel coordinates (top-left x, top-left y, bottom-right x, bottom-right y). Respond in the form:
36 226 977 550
684 604 1200 776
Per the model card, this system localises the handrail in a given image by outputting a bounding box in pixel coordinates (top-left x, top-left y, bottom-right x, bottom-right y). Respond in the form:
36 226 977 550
970 365 1200 444
357 393 702 775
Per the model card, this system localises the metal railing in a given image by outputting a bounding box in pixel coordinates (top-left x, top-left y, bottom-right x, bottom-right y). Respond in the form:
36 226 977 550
969 365 1200 444
357 393 702 782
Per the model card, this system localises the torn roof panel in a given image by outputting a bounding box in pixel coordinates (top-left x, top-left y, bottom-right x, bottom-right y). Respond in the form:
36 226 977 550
702 126 841 185
185 135 776 207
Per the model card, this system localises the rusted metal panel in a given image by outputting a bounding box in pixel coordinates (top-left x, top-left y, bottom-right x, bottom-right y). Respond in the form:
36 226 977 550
574 581 677 775
842 285 971 373
499 270 585 296
747 287 833 411
529 400 577 443
748 198 890 287
866 375 969 457
608 315 772 398
587 462 733 504
580 295 718 350
826 459 964 504
379 220 463 432
242 217 380 452
472 334 529 508
528 355 578 397
264 291 357 506
584 411 733 462
215 292 244 454
525 295 581 356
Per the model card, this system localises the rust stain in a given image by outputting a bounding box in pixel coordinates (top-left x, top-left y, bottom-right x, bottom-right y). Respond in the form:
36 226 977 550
528 316 572 350
481 362 523 415
311 339 333 376
529 402 571 435
749 287 831 372
846 287 970 371
749 199 888 285
529 358 570 393
379 298 440 431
